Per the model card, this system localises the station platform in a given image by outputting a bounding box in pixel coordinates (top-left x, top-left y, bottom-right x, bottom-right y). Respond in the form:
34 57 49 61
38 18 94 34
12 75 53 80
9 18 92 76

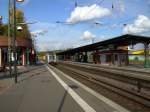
67 61 150 73
0 64 129 112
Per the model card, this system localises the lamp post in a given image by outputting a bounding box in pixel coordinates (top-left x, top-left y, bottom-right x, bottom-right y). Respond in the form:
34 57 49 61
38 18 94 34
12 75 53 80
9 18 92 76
8 0 12 77
9 0 24 83
12 0 18 83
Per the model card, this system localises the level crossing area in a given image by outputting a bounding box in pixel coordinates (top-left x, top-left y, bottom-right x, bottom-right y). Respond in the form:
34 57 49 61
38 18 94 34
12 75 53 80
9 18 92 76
0 62 149 112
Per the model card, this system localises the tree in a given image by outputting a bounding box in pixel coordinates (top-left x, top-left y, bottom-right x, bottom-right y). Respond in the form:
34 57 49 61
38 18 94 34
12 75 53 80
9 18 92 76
0 9 31 39
15 10 31 39
0 24 8 36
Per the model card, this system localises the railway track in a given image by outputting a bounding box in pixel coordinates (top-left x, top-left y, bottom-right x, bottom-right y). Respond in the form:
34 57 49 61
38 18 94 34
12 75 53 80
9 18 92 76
71 62 150 76
53 62 150 112
65 61 150 81
60 62 150 89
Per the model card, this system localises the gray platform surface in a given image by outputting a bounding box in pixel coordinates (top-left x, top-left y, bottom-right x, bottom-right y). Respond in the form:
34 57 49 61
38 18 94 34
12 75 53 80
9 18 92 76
0 64 129 112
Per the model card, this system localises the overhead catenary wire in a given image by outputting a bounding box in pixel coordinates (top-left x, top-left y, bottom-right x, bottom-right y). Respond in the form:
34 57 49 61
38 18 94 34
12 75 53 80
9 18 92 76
58 0 134 29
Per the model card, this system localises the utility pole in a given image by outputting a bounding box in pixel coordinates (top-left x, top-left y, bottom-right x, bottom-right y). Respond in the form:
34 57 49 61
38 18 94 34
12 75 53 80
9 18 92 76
8 0 25 83
12 0 18 83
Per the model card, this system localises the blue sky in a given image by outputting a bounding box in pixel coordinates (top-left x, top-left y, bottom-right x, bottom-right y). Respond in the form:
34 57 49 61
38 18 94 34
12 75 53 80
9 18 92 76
1 0 150 51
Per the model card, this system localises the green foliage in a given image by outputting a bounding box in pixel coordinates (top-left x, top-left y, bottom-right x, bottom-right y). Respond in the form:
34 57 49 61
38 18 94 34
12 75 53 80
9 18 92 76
0 10 31 39
0 24 8 36
37 52 46 57
134 57 139 61
15 10 31 39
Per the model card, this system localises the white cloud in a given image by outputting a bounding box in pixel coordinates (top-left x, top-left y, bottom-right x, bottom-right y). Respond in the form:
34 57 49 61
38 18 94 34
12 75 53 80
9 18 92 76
30 22 55 37
37 41 74 51
37 41 61 51
123 15 150 34
31 29 48 37
67 4 111 24
30 22 53 30
30 22 83 51
81 31 96 40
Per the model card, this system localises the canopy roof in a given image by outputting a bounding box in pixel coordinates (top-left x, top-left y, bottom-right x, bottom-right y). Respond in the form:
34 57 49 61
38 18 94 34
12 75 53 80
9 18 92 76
58 34 150 55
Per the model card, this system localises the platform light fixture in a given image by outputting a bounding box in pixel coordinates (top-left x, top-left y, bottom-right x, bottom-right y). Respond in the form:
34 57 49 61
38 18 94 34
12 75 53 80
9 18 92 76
16 0 24 2
16 21 37 32
17 26 23 31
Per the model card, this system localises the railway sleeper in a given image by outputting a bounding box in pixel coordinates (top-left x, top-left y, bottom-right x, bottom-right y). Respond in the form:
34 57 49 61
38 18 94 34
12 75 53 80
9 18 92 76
59 63 150 89
91 78 150 108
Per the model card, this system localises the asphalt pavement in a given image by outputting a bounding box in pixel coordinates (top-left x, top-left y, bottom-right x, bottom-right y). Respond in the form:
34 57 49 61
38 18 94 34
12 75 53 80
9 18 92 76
0 65 84 112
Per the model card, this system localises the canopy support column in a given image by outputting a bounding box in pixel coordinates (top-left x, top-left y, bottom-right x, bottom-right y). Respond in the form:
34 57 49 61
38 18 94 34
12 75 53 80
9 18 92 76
26 48 30 65
22 48 26 66
144 43 150 68
126 53 129 66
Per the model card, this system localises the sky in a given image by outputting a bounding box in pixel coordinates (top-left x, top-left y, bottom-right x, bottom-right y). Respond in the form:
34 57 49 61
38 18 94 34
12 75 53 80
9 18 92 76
0 0 150 51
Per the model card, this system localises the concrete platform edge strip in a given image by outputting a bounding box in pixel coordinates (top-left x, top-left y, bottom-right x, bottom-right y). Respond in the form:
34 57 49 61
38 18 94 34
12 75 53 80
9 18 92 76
46 65 96 112
47 65 130 112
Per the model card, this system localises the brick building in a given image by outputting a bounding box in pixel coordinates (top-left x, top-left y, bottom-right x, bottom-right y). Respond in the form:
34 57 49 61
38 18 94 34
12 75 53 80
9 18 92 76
0 36 36 68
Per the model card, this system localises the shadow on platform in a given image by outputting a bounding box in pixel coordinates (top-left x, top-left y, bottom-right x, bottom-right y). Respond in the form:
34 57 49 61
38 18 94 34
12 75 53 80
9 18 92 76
57 85 79 112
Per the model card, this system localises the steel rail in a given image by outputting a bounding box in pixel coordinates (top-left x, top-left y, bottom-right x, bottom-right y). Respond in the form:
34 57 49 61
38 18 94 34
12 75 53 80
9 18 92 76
55 64 150 108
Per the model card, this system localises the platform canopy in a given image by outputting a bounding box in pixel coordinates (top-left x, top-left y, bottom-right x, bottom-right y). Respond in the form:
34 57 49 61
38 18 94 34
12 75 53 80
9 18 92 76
57 34 150 55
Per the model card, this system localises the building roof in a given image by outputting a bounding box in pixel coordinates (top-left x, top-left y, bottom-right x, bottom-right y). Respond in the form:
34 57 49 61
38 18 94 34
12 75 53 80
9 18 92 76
57 34 150 55
0 36 33 48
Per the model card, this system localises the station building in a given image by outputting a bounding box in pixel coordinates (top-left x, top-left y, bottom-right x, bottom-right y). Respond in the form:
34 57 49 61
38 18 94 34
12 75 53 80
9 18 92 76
0 36 36 67
57 34 150 68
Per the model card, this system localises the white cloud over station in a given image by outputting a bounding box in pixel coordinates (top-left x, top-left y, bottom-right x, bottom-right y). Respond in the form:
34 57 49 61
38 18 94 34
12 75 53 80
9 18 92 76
67 4 111 24
123 15 150 34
